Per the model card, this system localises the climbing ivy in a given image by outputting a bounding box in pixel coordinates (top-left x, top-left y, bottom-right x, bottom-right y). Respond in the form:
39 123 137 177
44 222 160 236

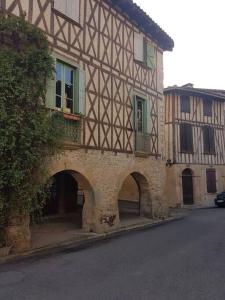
0 15 63 224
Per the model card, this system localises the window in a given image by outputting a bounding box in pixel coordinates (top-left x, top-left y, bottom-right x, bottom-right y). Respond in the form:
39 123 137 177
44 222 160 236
203 99 212 116
137 98 145 132
144 40 156 69
134 33 155 69
56 61 77 114
203 126 215 154
206 169 217 193
180 123 193 153
46 58 86 116
133 95 151 153
181 95 190 113
134 33 144 62
133 96 151 134
54 0 80 23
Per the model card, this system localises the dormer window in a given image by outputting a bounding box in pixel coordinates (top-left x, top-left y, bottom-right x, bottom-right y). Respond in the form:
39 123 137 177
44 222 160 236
54 0 80 23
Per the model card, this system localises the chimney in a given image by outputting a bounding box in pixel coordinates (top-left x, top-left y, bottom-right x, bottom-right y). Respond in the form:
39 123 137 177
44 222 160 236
182 83 194 88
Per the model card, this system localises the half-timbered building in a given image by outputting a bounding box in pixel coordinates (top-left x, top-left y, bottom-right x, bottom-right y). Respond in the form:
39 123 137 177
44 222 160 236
1 0 173 247
164 84 225 207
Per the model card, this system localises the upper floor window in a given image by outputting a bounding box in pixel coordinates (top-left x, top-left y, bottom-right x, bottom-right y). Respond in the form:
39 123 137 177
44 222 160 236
54 0 80 23
180 123 193 153
180 95 190 113
203 126 215 154
56 61 76 114
203 99 212 117
206 169 217 193
133 95 151 153
134 33 155 69
136 97 145 133
46 58 86 116
133 96 152 134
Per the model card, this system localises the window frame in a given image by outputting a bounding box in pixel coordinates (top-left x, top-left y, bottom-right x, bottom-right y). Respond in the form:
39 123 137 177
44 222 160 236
202 126 215 155
143 39 156 69
136 97 145 133
206 169 217 194
180 95 190 113
180 123 193 153
203 99 213 117
55 60 78 115
134 96 147 134
134 33 155 70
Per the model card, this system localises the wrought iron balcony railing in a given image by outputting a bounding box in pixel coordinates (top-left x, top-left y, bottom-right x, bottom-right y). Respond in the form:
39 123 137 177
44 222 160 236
50 109 82 146
62 117 81 145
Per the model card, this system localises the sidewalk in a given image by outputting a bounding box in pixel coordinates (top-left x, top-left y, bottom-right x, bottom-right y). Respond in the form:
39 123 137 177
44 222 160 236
0 212 185 266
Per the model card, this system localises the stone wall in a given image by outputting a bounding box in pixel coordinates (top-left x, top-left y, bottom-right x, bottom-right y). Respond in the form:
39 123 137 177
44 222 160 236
166 164 225 208
49 149 168 233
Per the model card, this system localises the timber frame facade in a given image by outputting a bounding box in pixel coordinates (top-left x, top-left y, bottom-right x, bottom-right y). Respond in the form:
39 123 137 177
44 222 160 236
1 0 173 156
164 84 225 208
0 0 174 251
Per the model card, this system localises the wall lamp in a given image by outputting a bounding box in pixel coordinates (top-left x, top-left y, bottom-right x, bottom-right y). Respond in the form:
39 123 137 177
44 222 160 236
166 159 173 167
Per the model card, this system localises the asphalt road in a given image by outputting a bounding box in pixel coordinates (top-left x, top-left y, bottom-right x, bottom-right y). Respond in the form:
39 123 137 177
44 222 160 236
0 208 225 300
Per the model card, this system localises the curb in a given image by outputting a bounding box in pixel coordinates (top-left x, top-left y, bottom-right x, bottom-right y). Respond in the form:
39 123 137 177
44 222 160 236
0 215 184 267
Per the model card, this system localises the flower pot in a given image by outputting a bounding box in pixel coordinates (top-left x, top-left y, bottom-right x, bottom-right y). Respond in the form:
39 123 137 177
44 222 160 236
62 107 71 114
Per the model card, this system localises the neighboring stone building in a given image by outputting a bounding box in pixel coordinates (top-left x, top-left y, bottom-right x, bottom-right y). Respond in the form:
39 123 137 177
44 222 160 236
164 84 225 208
1 0 173 243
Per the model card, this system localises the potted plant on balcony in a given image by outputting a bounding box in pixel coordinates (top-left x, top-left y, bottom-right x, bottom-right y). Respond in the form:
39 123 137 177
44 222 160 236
62 107 71 114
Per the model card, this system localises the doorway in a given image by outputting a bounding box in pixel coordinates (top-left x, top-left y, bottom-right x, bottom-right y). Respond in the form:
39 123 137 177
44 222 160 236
182 169 194 205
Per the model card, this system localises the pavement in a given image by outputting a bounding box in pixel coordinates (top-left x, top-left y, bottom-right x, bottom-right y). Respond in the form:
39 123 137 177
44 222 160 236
0 211 183 265
0 207 225 299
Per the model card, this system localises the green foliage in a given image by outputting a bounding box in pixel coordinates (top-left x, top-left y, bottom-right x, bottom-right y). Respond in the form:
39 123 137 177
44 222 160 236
0 16 63 223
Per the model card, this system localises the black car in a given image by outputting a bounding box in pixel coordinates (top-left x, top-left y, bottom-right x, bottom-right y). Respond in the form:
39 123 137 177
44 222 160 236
215 191 225 207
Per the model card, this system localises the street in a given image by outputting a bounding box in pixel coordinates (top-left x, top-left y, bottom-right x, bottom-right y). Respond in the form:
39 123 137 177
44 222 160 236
0 208 225 300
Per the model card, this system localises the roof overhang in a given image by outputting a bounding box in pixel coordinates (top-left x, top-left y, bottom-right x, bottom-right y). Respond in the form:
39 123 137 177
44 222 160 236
164 87 225 101
108 0 174 51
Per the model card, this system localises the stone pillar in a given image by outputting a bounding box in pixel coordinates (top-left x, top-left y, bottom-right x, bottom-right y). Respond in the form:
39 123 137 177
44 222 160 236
5 212 31 253
82 190 94 232
91 190 120 234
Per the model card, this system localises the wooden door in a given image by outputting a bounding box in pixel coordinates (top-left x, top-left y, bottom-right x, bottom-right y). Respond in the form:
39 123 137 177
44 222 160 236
182 169 194 205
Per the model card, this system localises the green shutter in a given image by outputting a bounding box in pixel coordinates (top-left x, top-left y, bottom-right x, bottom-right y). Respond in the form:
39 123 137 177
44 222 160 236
146 42 156 69
133 95 137 131
46 57 56 109
146 99 151 134
78 68 86 115
143 39 147 65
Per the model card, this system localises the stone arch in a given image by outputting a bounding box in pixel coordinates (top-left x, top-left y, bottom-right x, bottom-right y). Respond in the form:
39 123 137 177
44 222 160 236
118 171 152 220
44 169 95 232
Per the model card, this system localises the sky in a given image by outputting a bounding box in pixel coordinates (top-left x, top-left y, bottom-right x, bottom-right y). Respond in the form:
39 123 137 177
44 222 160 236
133 0 225 90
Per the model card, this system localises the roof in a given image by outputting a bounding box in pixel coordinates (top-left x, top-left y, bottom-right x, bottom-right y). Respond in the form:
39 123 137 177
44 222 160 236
164 85 225 101
109 0 174 51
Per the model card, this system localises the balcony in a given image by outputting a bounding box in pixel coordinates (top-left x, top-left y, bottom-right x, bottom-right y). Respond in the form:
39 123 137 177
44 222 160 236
50 110 82 149
135 132 151 156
